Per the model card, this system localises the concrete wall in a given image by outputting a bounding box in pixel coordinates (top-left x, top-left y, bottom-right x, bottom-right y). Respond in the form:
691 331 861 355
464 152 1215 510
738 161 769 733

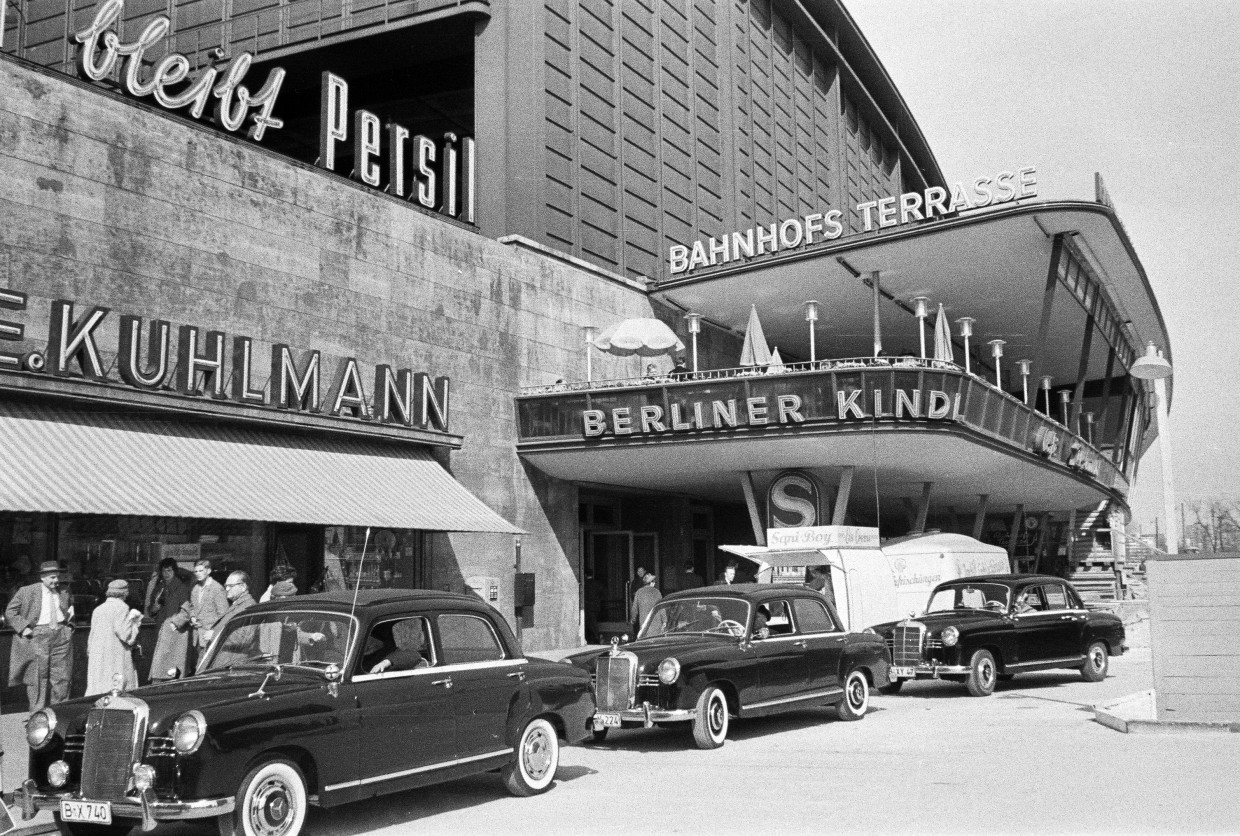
1148 553 1240 722
0 54 655 649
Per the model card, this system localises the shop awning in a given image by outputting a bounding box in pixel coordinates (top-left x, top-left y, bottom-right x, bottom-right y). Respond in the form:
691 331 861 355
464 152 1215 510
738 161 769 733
0 402 523 534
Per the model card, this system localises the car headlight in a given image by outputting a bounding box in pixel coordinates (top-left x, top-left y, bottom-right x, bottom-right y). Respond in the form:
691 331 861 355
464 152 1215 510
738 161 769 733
132 763 156 790
940 626 959 647
26 708 57 750
48 760 70 788
172 710 207 755
657 657 680 685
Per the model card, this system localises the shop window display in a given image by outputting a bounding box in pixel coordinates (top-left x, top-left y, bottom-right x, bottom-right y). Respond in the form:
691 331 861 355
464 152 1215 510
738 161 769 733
323 527 427 592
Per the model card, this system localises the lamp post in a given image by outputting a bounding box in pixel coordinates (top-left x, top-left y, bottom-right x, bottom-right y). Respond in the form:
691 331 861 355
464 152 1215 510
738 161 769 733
912 296 930 359
1130 341 1177 553
987 339 1005 389
683 313 702 374
803 300 820 364
956 317 975 374
1084 411 1095 445
1040 375 1054 416
1059 390 1071 426
582 325 598 382
1016 359 1032 405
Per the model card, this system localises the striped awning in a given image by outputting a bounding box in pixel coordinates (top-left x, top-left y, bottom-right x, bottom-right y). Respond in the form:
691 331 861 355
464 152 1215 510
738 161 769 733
0 401 522 534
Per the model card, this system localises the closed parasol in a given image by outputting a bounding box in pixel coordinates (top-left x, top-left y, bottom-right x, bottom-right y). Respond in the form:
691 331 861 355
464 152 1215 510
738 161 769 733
933 303 954 363
765 347 787 375
592 318 685 357
739 305 773 367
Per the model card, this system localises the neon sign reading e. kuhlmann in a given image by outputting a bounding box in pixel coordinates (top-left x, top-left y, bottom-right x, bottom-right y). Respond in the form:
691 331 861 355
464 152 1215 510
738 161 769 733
0 292 449 433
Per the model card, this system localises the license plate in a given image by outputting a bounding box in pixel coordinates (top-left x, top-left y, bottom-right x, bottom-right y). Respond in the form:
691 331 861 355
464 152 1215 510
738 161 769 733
890 666 915 679
593 713 622 729
61 801 112 825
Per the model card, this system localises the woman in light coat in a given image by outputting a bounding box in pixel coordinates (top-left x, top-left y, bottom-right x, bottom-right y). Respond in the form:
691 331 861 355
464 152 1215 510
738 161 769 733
86 579 142 694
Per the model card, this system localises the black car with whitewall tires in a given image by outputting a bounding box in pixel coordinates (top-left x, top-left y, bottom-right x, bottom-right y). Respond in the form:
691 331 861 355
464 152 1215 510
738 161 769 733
14 590 594 836
866 574 1127 697
566 584 889 749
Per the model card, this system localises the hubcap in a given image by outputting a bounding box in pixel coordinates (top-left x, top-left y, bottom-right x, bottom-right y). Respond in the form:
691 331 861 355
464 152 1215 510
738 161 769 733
523 727 552 781
710 695 726 735
980 659 994 685
1092 647 1106 670
848 675 866 709
249 776 296 836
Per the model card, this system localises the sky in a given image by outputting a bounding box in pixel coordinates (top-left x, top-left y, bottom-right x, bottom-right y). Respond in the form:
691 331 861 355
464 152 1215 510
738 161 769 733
843 0 1240 538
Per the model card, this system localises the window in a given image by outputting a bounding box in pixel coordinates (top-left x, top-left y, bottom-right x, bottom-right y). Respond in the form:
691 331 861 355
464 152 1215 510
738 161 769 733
792 597 836 633
438 614 506 664
757 600 793 636
1015 587 1046 613
1041 584 1069 610
359 616 434 674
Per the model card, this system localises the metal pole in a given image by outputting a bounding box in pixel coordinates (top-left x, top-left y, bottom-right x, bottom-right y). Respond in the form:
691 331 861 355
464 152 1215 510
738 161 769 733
1153 377 1179 553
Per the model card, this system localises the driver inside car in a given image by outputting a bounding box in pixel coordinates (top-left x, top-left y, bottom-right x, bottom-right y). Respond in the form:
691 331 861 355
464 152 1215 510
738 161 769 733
363 619 431 674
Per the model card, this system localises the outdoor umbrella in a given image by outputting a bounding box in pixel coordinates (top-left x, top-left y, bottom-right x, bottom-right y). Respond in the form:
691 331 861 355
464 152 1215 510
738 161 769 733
933 303 954 363
739 305 773 367
592 318 685 357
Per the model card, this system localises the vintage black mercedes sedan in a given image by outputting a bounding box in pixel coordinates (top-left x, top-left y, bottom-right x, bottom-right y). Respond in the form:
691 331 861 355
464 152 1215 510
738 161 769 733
566 584 889 749
867 574 1127 697
14 590 593 836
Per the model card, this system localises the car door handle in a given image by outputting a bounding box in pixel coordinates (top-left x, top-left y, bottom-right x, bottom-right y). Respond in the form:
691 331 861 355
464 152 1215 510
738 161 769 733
431 677 453 689
793 640 807 648
1059 615 1077 620
507 670 526 681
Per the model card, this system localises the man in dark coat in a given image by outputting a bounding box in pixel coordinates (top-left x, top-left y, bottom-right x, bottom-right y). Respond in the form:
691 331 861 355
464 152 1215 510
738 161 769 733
200 571 258 671
5 561 74 711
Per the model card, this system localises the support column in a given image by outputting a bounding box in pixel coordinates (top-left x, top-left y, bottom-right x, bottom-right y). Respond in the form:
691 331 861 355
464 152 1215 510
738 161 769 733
1033 512 1052 574
972 494 990 540
902 498 918 534
1029 233 1065 388
1065 508 1078 574
1006 504 1025 573
913 482 933 534
831 466 855 526
1071 307 1096 431
740 472 766 546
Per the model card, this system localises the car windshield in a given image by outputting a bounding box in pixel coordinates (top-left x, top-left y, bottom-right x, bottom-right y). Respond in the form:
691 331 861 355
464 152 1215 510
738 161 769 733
925 583 1011 614
638 597 751 638
198 610 356 673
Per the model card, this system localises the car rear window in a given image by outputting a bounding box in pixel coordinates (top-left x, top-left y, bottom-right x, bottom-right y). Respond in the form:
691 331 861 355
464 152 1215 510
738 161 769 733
792 598 836 633
438 613 506 664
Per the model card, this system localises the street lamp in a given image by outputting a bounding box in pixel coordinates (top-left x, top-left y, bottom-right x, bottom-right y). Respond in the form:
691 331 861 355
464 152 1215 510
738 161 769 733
987 339 1005 389
803 300 820 364
1040 375 1054 416
582 325 598 382
1129 341 1177 553
683 313 702 374
912 297 930 359
956 317 975 374
1017 359 1032 405
1084 411 1096 445
1059 390 1071 426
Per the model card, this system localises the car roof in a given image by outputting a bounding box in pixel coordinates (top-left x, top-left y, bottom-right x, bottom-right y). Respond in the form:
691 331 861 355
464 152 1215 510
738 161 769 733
661 583 820 603
938 574 1070 588
243 589 493 617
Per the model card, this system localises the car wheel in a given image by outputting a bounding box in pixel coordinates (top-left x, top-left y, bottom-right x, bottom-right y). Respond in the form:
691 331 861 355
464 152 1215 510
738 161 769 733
965 649 997 697
878 680 904 695
836 669 870 721
692 685 729 749
225 758 308 836
503 717 560 797
1080 640 1109 682
590 727 609 743
54 819 132 836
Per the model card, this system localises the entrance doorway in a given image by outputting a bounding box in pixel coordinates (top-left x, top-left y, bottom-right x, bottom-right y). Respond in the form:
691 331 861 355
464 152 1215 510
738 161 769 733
269 524 325 594
584 530 658 640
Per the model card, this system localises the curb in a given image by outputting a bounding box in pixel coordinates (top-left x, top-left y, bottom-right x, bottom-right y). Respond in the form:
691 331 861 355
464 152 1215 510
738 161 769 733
1093 689 1240 734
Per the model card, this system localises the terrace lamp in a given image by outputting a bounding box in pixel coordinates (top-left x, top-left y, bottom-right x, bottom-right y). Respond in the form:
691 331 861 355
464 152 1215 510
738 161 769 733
1129 341 1177 553
1084 411 1096 445
803 300 821 363
1017 359 1032 405
1059 390 1071 426
956 317 976 375
987 339 1006 389
1040 375 1054 416
582 325 598 382
684 312 703 373
912 296 930 359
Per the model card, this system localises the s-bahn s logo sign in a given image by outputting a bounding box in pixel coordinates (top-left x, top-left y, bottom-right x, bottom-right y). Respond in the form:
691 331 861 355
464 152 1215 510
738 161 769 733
73 0 285 141
767 470 820 529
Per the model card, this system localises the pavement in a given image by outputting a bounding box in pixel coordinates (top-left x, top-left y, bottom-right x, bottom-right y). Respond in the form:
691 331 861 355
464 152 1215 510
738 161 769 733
6 647 1238 835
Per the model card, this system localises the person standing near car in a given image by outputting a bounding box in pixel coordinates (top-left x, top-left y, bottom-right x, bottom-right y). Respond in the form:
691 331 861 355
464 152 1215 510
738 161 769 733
167 559 228 672
85 579 142 695
631 572 662 635
147 558 193 683
5 561 74 711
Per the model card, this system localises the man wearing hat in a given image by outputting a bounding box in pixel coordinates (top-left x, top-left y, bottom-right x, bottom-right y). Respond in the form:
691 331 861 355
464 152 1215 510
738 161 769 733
5 561 75 711
86 579 142 695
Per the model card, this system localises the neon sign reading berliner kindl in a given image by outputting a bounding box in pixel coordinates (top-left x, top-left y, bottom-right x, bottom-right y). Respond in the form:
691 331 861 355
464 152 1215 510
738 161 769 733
73 0 285 141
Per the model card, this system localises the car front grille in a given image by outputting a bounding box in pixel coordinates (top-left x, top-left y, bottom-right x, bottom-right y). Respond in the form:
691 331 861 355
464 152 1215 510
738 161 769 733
80 708 139 800
594 654 637 711
890 623 926 667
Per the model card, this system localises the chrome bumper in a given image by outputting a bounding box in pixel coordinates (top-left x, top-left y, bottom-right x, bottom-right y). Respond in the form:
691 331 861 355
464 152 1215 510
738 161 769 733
16 780 234 828
592 702 694 729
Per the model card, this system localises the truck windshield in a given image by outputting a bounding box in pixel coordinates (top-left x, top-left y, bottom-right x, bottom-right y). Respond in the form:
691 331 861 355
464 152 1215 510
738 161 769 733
198 610 356 673
639 597 751 638
925 583 1011 613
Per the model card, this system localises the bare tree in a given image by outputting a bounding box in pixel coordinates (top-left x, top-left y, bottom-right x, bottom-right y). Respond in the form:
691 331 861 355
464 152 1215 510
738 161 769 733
1183 501 1240 553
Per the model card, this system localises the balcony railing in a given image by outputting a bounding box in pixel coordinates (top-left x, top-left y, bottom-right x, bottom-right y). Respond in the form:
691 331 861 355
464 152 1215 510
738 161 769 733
516 358 1128 495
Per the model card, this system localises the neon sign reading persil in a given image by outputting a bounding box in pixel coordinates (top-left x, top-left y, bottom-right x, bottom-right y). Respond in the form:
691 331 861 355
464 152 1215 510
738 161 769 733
73 0 285 141
668 167 1037 275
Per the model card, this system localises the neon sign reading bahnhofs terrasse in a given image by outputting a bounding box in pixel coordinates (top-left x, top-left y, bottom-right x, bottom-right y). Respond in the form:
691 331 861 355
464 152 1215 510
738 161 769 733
667 166 1037 276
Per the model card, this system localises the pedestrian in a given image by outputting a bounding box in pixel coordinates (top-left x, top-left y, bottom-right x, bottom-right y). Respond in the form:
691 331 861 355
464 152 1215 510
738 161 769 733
199 571 258 671
631 572 662 635
85 579 143 694
269 577 298 599
670 356 690 380
166 558 228 673
682 561 704 590
5 561 74 711
718 559 739 585
259 565 296 603
146 557 193 683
